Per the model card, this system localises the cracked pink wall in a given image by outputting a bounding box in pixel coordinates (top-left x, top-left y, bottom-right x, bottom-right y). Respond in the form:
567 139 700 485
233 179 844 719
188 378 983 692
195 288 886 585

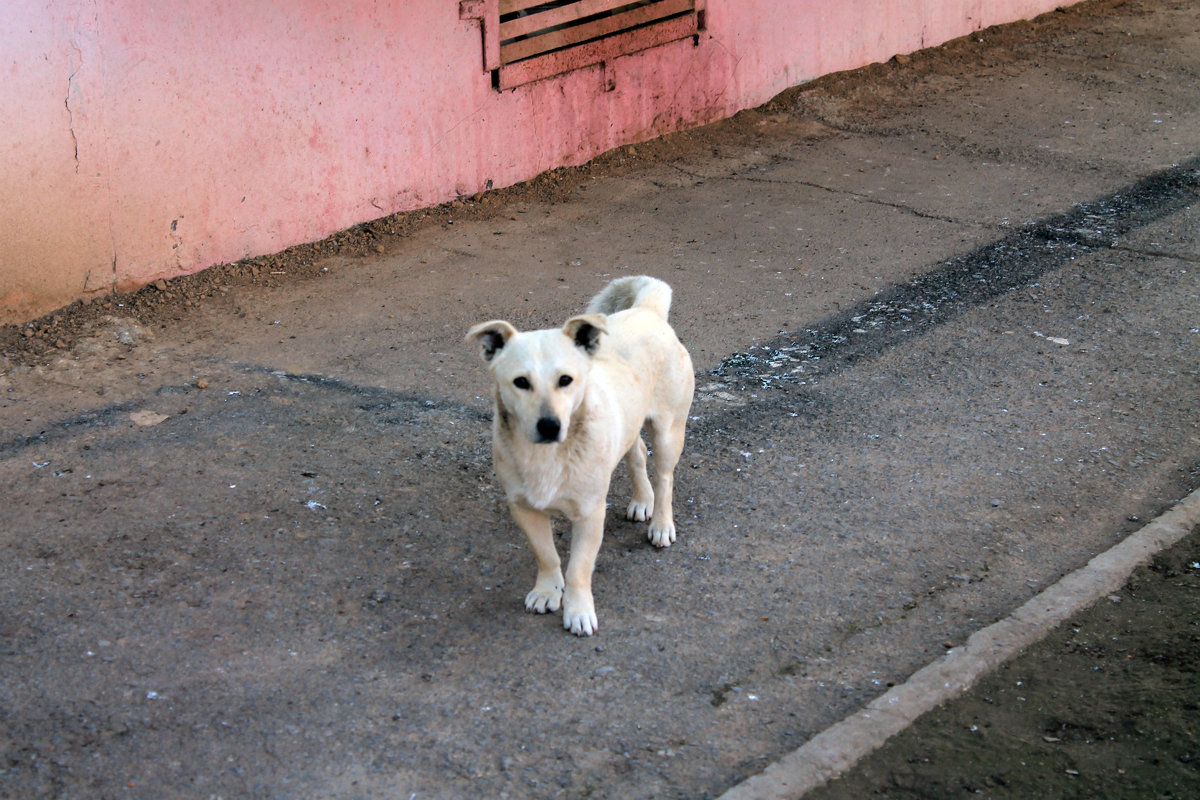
1 0 1068 323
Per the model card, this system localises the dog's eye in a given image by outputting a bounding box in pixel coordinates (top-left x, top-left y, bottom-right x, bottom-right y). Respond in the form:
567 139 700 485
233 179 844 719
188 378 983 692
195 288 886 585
513 377 531 390
557 375 574 388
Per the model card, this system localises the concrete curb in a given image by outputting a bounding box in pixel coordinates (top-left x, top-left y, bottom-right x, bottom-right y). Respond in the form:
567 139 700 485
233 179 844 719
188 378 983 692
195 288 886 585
719 487 1200 800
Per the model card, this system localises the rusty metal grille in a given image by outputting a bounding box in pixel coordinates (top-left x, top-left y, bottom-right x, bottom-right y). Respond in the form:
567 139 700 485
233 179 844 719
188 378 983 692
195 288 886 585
491 0 705 89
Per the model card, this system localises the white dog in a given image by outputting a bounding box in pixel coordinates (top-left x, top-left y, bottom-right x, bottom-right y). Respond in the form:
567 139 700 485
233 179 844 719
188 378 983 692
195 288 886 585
467 276 694 635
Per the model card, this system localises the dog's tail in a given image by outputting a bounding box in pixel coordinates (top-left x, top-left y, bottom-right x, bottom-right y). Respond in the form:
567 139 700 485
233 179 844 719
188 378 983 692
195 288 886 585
586 276 673 321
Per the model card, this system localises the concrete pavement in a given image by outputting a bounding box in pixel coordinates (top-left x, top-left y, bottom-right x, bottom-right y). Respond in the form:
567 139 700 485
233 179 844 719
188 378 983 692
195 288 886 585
2 1 1199 797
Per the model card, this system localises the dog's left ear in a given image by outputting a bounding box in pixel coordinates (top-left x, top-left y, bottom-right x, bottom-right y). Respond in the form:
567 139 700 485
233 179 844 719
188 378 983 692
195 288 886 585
466 320 519 362
563 314 608 356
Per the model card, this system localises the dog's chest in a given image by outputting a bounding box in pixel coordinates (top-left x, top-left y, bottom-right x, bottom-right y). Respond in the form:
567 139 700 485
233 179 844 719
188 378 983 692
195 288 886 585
518 459 567 510
495 446 597 517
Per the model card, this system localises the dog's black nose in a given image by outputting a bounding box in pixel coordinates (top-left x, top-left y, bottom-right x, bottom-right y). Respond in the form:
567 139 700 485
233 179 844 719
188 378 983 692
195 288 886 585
535 417 561 442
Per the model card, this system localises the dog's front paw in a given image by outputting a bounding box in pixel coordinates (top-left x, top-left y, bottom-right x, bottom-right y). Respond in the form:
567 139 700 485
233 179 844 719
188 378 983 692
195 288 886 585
626 499 652 522
647 521 676 548
525 577 564 614
562 589 598 636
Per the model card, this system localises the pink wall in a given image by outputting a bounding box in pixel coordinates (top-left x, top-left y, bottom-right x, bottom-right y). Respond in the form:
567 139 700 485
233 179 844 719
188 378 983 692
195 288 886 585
0 0 1069 323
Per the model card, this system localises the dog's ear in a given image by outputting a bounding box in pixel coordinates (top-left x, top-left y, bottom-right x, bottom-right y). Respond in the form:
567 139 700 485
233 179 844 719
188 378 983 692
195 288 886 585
562 314 608 356
466 320 519 362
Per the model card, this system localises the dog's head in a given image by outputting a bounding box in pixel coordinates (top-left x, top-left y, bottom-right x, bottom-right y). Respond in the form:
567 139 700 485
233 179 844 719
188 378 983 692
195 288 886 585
466 314 607 445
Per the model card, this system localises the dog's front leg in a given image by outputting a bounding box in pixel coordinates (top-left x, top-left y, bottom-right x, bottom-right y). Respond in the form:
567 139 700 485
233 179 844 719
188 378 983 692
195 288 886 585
563 504 606 636
510 503 564 614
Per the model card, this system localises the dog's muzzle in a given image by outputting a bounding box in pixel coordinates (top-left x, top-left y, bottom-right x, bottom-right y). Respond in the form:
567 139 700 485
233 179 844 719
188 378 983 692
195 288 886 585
535 416 561 443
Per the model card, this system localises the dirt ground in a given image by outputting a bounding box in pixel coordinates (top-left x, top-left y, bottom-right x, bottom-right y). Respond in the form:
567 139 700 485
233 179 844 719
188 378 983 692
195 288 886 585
2 1 1199 799
808 523 1200 800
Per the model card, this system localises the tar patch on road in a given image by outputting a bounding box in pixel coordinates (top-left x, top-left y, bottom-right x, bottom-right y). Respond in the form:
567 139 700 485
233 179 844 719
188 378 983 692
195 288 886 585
5 159 1196 456
703 156 1200 399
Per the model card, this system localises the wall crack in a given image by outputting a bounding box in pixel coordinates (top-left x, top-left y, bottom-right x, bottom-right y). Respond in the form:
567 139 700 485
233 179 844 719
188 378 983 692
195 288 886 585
66 44 83 172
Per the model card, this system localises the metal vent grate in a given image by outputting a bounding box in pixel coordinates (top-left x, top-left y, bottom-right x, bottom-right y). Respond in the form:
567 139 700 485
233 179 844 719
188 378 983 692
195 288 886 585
475 0 705 89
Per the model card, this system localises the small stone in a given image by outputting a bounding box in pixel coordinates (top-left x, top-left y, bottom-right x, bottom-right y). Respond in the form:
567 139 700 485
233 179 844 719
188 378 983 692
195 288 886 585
196 378 209 390
129 410 169 426
154 279 168 291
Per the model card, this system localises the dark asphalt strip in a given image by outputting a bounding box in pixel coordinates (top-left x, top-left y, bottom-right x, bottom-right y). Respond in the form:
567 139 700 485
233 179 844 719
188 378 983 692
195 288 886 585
228 364 491 423
0 367 487 459
0 400 146 457
3 157 1197 458
705 156 1200 397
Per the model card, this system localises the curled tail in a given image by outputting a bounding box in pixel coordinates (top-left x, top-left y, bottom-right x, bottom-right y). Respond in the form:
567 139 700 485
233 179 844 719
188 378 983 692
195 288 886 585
585 275 673 321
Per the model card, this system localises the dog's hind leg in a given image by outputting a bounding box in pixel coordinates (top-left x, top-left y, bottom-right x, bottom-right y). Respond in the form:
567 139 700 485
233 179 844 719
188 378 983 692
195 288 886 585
510 503 564 614
624 436 654 522
563 504 606 636
646 416 687 548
